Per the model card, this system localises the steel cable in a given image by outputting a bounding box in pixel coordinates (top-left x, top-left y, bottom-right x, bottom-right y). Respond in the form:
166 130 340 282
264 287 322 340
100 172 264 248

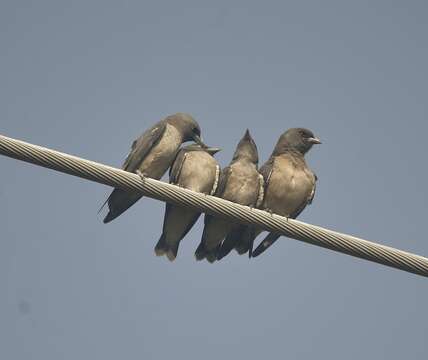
1 133 428 277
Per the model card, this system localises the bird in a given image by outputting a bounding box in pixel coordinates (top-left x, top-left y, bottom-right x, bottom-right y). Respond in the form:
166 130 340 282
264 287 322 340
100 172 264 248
101 113 207 223
155 144 221 261
195 129 264 263
251 127 321 257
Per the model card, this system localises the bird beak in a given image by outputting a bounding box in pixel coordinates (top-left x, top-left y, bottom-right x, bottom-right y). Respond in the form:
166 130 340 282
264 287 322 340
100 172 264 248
308 137 322 144
206 147 221 155
192 134 208 148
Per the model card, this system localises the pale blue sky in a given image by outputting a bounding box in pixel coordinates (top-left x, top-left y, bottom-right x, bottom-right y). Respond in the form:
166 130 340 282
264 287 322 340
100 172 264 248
1 1 428 359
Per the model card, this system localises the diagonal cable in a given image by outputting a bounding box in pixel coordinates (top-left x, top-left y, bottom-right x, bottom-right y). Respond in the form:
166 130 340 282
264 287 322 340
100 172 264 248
1 133 427 277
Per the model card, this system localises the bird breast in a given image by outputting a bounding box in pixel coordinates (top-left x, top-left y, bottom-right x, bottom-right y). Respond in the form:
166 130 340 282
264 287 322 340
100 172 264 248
264 154 315 217
178 151 218 194
222 161 260 206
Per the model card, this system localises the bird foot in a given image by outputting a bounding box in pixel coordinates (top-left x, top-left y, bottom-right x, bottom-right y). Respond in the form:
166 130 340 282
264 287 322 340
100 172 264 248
136 170 146 184
265 208 274 217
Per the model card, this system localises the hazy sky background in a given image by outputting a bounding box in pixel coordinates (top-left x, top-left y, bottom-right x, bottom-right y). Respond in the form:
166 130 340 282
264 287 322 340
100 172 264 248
1 1 427 359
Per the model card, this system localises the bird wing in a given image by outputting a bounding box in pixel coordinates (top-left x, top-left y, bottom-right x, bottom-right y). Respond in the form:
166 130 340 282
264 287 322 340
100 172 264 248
217 225 255 260
255 173 265 208
259 156 274 194
169 148 187 185
307 173 317 205
122 121 167 173
291 172 317 218
251 232 281 257
210 164 221 195
215 166 232 197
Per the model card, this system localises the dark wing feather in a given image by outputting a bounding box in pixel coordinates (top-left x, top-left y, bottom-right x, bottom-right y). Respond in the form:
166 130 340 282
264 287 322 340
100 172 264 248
291 172 317 218
251 232 281 257
122 121 167 172
217 226 243 260
215 166 232 197
169 149 187 184
217 225 256 260
259 157 274 193
307 173 317 205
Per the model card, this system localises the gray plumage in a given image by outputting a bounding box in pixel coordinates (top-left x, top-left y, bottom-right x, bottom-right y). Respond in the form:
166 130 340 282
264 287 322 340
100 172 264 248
155 145 221 261
195 129 264 263
101 113 206 223
251 127 321 257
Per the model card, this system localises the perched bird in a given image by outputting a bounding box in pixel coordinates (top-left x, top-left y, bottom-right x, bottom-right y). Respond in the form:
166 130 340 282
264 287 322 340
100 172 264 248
101 113 206 223
155 144 221 261
195 130 264 263
251 127 321 257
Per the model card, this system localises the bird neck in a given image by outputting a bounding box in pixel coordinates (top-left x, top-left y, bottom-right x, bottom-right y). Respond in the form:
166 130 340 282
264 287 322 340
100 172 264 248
272 147 306 158
231 154 257 166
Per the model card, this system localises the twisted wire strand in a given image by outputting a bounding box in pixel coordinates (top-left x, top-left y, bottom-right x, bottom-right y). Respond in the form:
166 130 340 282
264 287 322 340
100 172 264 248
1 133 428 277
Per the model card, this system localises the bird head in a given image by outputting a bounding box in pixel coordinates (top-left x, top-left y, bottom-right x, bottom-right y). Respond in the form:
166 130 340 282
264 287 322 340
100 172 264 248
166 113 206 147
232 129 259 165
274 128 321 155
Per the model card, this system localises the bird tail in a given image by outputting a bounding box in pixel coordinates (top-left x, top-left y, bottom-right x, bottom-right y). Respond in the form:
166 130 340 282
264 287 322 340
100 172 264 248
166 244 179 262
155 234 179 262
206 251 218 263
217 226 256 260
195 220 219 263
102 188 143 223
236 226 256 257
195 242 219 263
252 232 281 257
155 234 168 256
195 242 207 261
217 227 242 260
195 217 211 261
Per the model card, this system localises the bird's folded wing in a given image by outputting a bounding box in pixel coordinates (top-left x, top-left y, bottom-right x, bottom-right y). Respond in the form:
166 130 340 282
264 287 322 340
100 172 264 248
122 121 167 172
169 149 187 184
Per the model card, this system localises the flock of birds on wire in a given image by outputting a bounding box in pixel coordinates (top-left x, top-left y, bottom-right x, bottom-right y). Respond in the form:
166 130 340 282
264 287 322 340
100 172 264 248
100 113 321 262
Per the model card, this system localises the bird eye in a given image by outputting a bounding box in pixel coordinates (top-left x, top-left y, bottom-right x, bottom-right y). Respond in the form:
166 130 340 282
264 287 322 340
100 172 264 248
192 126 200 135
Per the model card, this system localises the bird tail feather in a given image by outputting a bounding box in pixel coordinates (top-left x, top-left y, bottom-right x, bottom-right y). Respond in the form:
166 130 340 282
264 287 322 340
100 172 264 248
217 227 241 260
252 233 281 257
155 234 168 256
235 226 256 256
102 188 142 224
195 242 207 261
166 247 178 262
217 226 256 260
155 235 179 262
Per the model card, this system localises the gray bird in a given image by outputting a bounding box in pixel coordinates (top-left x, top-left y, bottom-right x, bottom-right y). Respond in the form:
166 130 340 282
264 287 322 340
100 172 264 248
101 113 206 223
195 130 264 263
155 144 221 261
251 127 321 257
